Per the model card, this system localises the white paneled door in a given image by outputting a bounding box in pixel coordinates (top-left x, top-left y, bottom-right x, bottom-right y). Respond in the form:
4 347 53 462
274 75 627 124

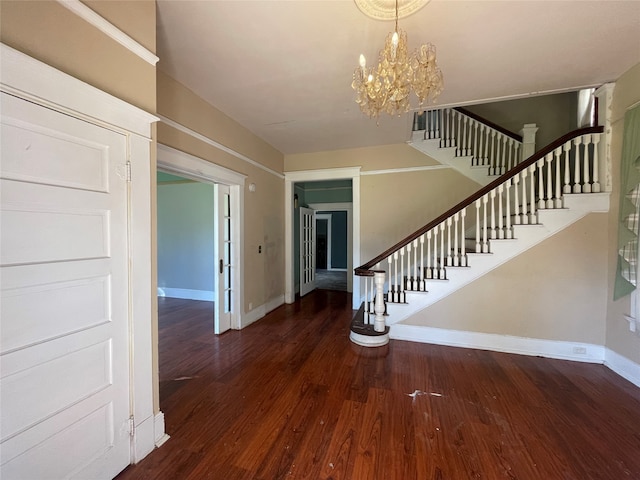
214 184 232 334
0 93 132 479
299 207 316 297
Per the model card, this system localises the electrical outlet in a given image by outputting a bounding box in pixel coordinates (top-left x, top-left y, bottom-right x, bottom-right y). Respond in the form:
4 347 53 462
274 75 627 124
249 302 253 310
573 346 587 355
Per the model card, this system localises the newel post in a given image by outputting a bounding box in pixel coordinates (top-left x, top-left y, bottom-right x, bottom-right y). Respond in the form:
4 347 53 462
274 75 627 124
594 83 614 192
374 272 386 332
520 123 538 161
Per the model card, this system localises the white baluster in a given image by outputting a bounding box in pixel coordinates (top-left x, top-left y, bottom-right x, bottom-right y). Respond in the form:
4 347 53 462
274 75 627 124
490 189 497 239
582 134 591 193
482 194 489 253
419 235 425 290
521 169 529 225
505 179 512 239
406 242 412 291
538 158 546 209
546 153 554 209
462 116 468 155
491 130 497 174
426 230 432 279
364 271 369 315
446 217 453 266
507 139 514 171
497 184 504 239
439 223 446 278
386 257 393 303
413 239 419 290
435 109 441 139
393 251 399 302
433 225 440 278
500 136 507 174
529 165 537 224
514 143 520 167
513 173 521 225
475 199 481 252
573 136 582 193
563 141 572 194
592 134 601 193
460 209 467 266
456 111 462 155
453 212 460 267
554 148 562 208
373 272 386 332
473 122 480 166
399 247 405 302
482 125 489 167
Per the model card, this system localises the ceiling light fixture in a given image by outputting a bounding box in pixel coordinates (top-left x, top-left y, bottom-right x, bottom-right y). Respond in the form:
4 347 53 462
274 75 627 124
351 0 443 120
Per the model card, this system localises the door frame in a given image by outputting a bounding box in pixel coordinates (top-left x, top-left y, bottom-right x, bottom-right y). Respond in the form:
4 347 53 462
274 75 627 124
310 205 351 275
157 144 245 332
284 167 361 309
0 44 159 463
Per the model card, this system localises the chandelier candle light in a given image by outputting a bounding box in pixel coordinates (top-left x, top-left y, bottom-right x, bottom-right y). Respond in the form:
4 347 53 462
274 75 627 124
352 0 443 120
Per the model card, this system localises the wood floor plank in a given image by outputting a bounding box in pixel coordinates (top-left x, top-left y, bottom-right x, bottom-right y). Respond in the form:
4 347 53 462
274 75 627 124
116 291 640 480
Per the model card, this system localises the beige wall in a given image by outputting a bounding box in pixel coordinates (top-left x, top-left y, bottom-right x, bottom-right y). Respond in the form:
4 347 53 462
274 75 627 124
0 0 156 113
403 214 609 344
465 92 578 151
605 62 640 364
157 71 285 314
286 144 479 278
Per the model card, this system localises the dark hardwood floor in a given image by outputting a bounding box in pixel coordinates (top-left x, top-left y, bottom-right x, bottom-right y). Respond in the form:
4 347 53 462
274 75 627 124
116 291 640 480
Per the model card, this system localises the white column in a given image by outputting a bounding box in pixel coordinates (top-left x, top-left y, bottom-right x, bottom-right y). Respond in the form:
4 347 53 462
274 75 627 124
594 83 614 192
373 272 386 333
520 123 538 161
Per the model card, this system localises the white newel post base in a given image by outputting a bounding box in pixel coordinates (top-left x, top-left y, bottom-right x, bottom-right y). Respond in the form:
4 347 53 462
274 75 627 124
374 272 386 332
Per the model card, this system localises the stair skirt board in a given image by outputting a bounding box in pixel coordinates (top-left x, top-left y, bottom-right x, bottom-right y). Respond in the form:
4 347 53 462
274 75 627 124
384 194 609 326
391 324 640 388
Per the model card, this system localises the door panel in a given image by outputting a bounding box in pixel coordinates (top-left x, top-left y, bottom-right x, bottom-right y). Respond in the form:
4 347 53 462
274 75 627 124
215 184 232 333
299 207 316 297
0 93 131 479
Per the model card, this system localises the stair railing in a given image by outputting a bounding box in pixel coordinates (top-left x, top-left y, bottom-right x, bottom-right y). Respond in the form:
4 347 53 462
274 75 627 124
414 107 525 175
356 126 603 323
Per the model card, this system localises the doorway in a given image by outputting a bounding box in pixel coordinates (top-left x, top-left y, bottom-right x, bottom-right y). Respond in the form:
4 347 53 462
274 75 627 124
157 144 244 332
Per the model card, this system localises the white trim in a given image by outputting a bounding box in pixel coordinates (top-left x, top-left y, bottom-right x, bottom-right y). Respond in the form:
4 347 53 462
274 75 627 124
0 44 157 137
285 167 361 182
159 115 284 179
158 288 214 302
158 144 246 186
390 324 606 363
361 164 451 176
605 349 640 388
154 413 170 448
242 295 285 328
56 0 159 66
157 145 245 332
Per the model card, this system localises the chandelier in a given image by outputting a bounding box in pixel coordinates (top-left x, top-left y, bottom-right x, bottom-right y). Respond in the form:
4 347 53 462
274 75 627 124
351 0 443 120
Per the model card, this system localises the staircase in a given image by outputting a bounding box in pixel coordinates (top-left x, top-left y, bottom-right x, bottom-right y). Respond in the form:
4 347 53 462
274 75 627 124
409 107 532 186
350 110 608 348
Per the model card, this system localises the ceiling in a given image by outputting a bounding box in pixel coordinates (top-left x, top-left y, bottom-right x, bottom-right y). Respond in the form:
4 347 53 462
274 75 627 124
156 0 640 156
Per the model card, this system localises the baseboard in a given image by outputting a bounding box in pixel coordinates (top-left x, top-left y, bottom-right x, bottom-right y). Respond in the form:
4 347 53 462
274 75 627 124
241 295 285 329
154 411 170 448
605 349 640 388
390 324 605 363
132 414 156 462
158 288 214 302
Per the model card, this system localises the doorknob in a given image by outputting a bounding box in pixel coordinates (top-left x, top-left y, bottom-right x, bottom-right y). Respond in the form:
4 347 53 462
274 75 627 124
219 259 224 274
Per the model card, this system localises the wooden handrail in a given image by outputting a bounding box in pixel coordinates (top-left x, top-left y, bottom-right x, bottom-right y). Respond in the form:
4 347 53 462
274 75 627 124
355 125 603 275
453 107 523 142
